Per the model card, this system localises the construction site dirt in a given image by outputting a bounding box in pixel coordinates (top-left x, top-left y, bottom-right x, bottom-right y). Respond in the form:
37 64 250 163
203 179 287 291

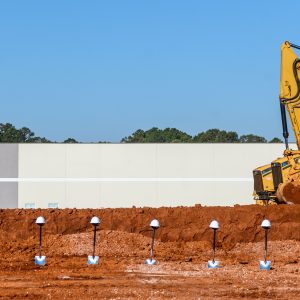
0 205 299 299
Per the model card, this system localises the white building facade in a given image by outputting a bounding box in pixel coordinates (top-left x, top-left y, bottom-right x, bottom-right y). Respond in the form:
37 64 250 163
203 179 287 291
0 143 291 208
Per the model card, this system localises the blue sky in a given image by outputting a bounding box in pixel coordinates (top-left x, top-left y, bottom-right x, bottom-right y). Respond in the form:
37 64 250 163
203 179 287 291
0 1 299 142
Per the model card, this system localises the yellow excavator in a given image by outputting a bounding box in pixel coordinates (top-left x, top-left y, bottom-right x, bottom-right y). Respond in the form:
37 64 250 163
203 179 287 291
253 41 300 205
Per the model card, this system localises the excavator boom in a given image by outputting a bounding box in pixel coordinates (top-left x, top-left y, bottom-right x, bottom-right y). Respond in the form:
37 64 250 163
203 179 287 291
280 42 300 149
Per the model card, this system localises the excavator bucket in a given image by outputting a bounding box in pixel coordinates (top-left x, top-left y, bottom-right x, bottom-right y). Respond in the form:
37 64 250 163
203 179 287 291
276 181 300 204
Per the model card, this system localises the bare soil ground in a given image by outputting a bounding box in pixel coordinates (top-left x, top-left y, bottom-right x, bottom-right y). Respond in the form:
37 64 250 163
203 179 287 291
0 205 299 299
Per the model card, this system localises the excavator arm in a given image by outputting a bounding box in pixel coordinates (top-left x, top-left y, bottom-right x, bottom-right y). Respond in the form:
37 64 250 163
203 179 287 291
280 41 300 149
253 41 300 205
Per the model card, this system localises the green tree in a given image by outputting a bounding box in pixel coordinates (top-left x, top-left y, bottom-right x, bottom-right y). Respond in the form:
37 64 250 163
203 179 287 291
121 129 146 143
239 134 267 143
141 127 164 143
28 137 51 143
269 137 283 143
0 123 51 143
63 138 78 143
0 123 34 142
0 123 17 142
121 127 192 143
193 129 239 143
161 128 192 143
19 127 35 142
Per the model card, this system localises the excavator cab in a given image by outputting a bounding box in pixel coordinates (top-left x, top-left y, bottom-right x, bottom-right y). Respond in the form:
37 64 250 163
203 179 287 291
253 156 294 204
253 164 275 202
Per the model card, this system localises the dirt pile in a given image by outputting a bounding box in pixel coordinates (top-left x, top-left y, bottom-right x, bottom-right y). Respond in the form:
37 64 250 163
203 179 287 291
0 205 299 299
0 204 300 249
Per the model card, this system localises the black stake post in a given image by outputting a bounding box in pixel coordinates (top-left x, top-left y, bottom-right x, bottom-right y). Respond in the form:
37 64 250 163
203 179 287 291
35 216 46 266
35 216 45 258
150 228 156 262
93 224 97 259
212 229 216 263
264 229 268 263
260 219 271 269
208 220 219 268
146 219 160 265
39 225 43 258
89 216 100 261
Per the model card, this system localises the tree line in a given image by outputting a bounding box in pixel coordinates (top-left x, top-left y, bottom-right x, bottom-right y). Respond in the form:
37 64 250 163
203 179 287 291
121 128 282 143
0 123 283 143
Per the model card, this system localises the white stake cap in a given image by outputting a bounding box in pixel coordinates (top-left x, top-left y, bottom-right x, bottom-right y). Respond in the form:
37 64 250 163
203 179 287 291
209 220 219 230
90 216 100 226
261 219 271 229
150 219 160 229
36 216 45 225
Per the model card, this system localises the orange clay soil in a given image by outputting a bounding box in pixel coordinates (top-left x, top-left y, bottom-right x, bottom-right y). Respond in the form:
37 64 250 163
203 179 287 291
0 205 299 299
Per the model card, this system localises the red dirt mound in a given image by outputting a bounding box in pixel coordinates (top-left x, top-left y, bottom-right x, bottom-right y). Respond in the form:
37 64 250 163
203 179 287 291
0 205 299 299
0 205 299 249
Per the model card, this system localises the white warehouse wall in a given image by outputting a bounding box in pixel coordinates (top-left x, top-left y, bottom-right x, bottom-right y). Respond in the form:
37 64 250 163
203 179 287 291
17 143 292 208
